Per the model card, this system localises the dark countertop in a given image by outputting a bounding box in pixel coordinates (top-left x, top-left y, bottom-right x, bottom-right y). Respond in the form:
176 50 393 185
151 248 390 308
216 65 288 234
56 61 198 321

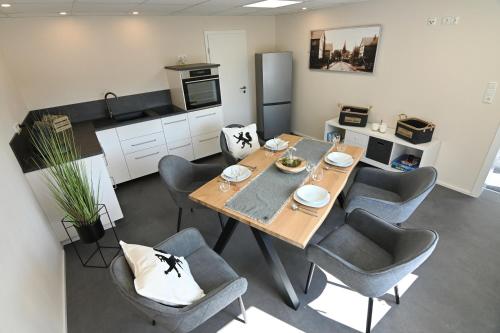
93 105 186 131
164 63 220 71
13 105 188 173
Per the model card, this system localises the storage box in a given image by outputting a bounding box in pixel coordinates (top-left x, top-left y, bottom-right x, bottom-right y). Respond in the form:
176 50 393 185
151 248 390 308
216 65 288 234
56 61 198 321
338 104 371 127
391 154 421 172
366 137 393 164
395 115 435 144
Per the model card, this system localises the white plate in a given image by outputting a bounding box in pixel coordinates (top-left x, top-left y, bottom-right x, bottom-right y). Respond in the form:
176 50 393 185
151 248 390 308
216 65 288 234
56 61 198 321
293 191 330 208
325 152 353 167
265 138 288 151
296 185 329 205
221 165 251 182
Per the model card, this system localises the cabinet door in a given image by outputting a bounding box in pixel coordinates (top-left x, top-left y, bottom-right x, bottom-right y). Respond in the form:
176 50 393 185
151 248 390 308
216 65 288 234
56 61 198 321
125 145 168 179
192 131 221 159
167 138 195 161
120 132 166 155
116 119 163 141
188 107 224 137
95 129 131 184
162 114 191 142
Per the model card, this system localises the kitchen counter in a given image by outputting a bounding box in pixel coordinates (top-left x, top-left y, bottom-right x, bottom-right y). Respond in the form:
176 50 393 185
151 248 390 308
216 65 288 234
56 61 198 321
11 104 188 174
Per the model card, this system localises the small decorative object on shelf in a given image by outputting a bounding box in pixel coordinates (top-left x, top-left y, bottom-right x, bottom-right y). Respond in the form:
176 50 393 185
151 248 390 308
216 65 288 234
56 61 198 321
61 204 121 268
391 154 421 172
395 114 435 144
338 104 371 127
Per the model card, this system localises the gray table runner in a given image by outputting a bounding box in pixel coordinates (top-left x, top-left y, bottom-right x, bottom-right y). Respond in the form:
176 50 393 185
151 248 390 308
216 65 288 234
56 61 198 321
225 138 333 224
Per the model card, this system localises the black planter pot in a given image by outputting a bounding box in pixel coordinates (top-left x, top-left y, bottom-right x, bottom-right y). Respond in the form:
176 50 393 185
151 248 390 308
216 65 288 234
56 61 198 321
75 218 105 244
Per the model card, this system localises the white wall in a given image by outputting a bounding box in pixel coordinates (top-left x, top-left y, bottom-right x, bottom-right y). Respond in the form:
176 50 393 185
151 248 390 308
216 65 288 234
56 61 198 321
0 15 276 123
0 51 66 333
276 0 500 194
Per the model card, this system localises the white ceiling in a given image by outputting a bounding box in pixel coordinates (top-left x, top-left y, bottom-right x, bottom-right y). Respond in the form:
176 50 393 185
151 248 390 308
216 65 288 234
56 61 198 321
0 0 368 18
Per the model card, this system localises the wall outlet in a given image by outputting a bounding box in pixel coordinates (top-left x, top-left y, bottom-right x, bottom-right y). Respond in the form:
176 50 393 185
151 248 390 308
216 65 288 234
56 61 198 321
426 17 438 25
483 82 498 104
442 16 460 25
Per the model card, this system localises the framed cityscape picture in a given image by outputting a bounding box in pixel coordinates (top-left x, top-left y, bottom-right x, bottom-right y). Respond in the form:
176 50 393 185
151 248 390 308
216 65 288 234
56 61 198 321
309 25 381 73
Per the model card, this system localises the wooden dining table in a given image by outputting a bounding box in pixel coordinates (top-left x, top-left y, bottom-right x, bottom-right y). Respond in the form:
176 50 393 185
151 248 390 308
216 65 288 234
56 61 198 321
190 134 364 310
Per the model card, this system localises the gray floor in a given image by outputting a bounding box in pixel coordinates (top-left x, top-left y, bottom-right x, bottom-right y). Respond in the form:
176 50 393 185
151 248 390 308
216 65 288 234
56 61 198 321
66 158 500 333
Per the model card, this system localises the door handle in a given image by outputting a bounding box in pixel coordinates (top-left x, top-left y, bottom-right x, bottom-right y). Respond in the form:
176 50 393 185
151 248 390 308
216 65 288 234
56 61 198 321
240 86 247 94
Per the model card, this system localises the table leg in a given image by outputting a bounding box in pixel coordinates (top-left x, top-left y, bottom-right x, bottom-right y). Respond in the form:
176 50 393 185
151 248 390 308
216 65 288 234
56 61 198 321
251 227 300 310
213 217 239 254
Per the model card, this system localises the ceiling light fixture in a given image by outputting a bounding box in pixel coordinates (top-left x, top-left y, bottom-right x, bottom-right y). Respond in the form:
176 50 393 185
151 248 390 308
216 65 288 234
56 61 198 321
59 11 67 15
132 11 139 15
244 0 302 9
1 3 11 8
302 7 307 10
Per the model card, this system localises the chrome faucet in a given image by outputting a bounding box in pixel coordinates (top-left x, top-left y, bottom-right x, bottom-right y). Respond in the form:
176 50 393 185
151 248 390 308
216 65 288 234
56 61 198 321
104 92 118 119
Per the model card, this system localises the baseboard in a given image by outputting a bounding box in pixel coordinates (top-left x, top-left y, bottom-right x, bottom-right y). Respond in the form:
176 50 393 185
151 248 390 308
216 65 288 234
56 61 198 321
62 250 68 333
436 179 477 197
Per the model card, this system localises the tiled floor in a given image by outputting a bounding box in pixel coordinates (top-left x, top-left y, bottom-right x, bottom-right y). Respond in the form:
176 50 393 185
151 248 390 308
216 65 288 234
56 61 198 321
65 159 500 333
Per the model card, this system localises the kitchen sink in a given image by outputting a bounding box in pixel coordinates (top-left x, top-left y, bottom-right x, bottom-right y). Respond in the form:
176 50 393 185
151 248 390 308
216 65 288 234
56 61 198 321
113 111 150 122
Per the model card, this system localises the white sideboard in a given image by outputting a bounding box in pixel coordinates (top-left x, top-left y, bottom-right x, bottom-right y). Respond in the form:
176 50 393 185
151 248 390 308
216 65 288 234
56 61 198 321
325 119 441 172
96 106 224 184
25 154 124 243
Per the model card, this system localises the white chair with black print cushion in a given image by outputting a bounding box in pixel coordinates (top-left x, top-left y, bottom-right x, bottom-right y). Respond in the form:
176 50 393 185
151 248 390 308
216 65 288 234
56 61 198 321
158 155 225 233
220 123 264 165
304 209 438 333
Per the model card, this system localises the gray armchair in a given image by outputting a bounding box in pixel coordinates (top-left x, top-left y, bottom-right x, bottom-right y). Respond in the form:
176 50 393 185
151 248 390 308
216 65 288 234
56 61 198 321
344 166 437 225
305 209 438 333
158 155 224 232
220 124 265 165
110 228 248 333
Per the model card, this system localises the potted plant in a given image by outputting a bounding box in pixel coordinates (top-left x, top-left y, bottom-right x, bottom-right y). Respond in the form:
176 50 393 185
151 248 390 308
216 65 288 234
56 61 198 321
30 122 102 244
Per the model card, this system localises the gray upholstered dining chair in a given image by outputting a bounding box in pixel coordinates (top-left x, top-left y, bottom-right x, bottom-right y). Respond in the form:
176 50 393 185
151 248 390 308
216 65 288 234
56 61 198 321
158 155 224 232
110 228 248 333
220 124 265 165
305 209 438 333
344 166 437 225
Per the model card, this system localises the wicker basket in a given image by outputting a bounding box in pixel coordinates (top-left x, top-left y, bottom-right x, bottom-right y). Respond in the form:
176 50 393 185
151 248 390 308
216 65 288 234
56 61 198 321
338 103 371 127
395 114 435 144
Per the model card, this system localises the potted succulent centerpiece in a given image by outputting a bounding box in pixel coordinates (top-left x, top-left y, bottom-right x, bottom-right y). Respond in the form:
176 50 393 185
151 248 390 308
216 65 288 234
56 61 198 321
30 121 102 244
275 147 306 174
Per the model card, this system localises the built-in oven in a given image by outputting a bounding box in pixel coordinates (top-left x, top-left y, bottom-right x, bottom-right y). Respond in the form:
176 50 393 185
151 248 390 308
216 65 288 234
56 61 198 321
181 68 221 110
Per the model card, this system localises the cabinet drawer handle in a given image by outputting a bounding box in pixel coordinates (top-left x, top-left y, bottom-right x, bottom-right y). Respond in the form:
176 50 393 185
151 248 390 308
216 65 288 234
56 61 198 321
170 143 191 151
163 119 186 125
134 151 160 160
131 139 156 147
196 112 216 119
199 136 218 143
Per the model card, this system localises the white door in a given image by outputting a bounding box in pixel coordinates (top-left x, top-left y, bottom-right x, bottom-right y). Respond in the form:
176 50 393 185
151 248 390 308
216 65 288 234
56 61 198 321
205 30 252 126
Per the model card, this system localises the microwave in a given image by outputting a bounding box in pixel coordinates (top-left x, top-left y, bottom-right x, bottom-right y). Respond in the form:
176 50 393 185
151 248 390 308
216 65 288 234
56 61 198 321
165 64 222 111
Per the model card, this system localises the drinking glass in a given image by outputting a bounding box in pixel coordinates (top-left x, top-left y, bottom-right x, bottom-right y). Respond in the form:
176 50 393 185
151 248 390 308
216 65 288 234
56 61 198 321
306 161 314 175
312 167 324 182
219 179 230 192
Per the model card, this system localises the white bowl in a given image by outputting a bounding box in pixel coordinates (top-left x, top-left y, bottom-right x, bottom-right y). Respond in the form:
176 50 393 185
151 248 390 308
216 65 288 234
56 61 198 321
296 185 329 205
265 138 288 151
221 165 251 182
293 191 330 208
326 152 353 167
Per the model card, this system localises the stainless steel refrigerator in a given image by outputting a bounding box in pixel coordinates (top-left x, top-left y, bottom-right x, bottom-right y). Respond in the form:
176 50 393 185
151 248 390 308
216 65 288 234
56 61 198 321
255 52 292 140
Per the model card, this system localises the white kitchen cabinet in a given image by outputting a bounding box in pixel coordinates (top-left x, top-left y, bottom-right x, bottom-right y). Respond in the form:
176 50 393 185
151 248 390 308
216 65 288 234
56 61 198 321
120 132 166 155
167 138 195 161
192 131 221 159
116 118 163 141
162 113 191 142
125 144 169 179
25 154 124 244
95 128 131 184
188 107 224 137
